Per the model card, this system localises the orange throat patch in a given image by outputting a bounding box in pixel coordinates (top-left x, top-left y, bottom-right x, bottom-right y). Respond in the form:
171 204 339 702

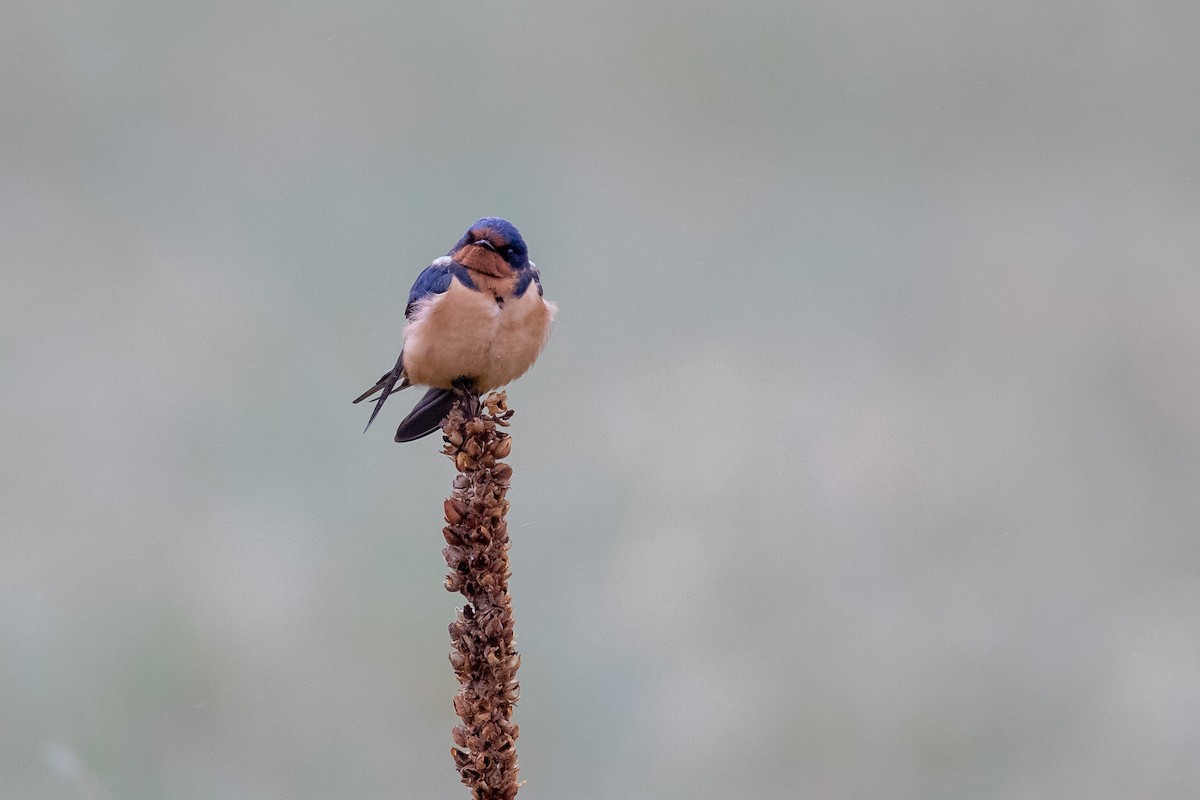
457 245 512 278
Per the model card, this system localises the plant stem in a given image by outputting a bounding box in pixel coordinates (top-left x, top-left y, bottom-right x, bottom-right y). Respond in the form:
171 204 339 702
441 391 521 800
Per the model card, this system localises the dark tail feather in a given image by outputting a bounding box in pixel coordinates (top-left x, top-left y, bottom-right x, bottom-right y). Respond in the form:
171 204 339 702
395 388 458 442
355 353 409 433
353 379 386 405
362 377 397 433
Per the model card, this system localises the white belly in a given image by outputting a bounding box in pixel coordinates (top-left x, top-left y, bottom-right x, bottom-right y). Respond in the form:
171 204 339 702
402 278 555 391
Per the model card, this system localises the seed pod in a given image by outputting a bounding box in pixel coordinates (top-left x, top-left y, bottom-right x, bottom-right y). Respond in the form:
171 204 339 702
452 726 469 748
492 436 512 459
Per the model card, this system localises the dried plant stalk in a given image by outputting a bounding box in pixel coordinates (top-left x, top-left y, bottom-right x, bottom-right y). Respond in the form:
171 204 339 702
441 391 522 800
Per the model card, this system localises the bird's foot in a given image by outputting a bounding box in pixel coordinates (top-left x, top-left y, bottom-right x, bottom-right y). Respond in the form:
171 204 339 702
452 377 481 419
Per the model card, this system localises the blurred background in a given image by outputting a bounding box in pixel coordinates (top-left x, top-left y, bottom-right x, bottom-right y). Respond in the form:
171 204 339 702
3 1 1198 798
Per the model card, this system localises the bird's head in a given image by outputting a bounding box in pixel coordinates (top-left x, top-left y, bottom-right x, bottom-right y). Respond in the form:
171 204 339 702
451 217 529 276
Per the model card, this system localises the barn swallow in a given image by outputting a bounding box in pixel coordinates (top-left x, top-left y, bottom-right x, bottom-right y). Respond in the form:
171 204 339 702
354 217 556 442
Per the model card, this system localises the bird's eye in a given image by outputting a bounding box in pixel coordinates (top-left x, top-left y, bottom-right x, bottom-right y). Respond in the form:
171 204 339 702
503 247 515 256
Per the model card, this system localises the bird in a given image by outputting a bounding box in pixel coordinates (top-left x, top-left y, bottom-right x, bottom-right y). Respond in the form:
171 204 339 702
354 217 556 442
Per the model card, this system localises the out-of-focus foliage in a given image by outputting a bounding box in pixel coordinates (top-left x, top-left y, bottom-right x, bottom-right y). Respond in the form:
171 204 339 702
2 2 1198 798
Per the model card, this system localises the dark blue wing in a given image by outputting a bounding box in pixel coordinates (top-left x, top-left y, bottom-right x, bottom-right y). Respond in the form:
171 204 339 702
513 264 544 298
405 259 476 319
393 387 458 442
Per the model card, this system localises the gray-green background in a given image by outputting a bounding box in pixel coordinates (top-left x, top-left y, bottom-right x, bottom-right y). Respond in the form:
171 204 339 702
3 2 1198 798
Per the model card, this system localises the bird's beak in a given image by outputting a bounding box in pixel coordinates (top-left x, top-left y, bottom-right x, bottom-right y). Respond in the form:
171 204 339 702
473 239 497 252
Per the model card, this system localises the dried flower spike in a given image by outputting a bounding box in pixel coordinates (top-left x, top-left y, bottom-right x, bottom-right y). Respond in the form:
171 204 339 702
441 391 522 800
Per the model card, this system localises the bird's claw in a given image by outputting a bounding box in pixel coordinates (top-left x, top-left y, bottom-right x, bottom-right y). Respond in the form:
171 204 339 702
452 377 481 418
